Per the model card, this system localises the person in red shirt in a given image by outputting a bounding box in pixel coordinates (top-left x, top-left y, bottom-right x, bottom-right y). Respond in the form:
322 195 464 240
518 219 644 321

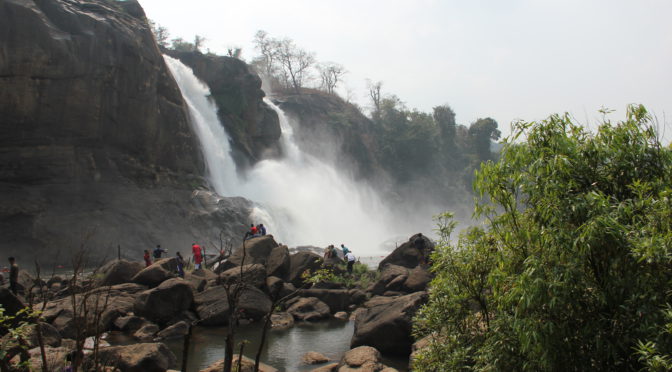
143 250 152 267
192 243 203 270
250 224 258 235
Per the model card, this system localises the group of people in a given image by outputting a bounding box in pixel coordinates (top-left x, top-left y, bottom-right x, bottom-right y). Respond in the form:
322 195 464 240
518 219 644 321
244 223 267 240
142 243 206 278
323 244 357 273
0 257 20 295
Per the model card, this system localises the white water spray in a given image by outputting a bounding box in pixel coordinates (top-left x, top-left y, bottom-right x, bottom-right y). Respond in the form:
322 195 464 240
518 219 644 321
165 55 400 255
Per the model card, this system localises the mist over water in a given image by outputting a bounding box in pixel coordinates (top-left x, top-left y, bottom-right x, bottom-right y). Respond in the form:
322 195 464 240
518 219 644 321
165 56 403 255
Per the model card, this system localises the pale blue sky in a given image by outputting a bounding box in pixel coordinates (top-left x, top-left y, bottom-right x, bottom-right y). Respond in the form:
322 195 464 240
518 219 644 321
139 0 672 140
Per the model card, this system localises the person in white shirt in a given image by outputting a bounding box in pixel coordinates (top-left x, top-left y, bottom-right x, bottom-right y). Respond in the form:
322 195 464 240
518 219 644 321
345 251 356 274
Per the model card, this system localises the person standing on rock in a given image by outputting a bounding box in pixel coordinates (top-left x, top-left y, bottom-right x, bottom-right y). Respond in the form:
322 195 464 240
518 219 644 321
341 244 351 256
8 257 18 295
192 243 203 270
176 252 185 278
345 251 356 274
153 244 167 260
143 250 152 267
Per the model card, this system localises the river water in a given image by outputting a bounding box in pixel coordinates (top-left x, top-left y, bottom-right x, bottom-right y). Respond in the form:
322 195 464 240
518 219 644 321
109 319 408 371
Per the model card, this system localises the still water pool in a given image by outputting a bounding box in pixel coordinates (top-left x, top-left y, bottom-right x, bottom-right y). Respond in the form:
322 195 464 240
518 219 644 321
109 319 408 371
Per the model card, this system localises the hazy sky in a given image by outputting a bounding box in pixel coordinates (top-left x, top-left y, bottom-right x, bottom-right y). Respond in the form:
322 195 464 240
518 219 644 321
139 0 672 140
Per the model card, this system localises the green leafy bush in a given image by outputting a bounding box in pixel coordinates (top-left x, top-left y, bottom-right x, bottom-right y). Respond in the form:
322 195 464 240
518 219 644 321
414 105 672 371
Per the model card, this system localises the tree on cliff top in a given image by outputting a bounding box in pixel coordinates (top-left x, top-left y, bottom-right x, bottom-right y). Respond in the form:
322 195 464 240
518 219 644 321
413 105 672 371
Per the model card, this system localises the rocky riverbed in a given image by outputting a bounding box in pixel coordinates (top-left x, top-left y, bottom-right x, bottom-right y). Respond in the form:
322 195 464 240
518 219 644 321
0 234 434 371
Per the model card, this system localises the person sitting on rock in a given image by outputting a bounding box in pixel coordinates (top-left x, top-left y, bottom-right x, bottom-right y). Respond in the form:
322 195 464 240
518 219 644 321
324 245 335 260
153 244 167 259
259 223 267 236
143 250 152 267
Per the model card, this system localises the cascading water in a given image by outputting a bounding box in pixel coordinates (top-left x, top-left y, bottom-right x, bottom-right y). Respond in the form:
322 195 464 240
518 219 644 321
164 56 239 194
165 55 399 255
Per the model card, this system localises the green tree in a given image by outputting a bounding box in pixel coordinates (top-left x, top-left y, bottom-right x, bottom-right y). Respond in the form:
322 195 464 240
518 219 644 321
414 105 672 371
433 104 457 145
468 117 500 161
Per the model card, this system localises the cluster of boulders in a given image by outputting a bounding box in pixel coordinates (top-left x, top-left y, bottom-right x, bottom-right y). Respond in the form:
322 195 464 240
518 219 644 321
0 233 434 371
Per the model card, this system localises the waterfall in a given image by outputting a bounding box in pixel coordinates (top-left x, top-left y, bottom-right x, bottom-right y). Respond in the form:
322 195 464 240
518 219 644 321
165 55 397 255
164 56 238 195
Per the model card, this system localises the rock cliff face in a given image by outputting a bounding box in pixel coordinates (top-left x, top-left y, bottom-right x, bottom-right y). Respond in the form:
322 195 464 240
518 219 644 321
165 50 281 166
0 0 250 263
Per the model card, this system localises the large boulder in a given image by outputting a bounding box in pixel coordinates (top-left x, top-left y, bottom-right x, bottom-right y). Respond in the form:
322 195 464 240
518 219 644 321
403 266 432 292
156 320 189 340
367 264 409 296
194 286 230 326
97 260 145 286
132 258 178 288
351 292 428 356
298 289 350 313
337 346 385 372
267 244 291 280
27 322 62 348
134 278 194 324
41 283 146 339
286 297 331 321
0 287 26 316
94 343 177 372
377 233 433 270
228 235 280 267
288 252 323 287
199 354 279 372
219 264 267 289
194 284 271 326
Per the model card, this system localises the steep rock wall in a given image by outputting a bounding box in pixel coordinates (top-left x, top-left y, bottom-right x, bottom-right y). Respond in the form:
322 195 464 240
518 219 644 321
0 0 250 263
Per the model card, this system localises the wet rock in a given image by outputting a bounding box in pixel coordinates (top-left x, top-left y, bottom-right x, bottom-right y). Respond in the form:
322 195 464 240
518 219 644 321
133 278 194 324
270 312 294 328
95 342 177 372
351 292 428 356
303 351 330 364
287 297 331 321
